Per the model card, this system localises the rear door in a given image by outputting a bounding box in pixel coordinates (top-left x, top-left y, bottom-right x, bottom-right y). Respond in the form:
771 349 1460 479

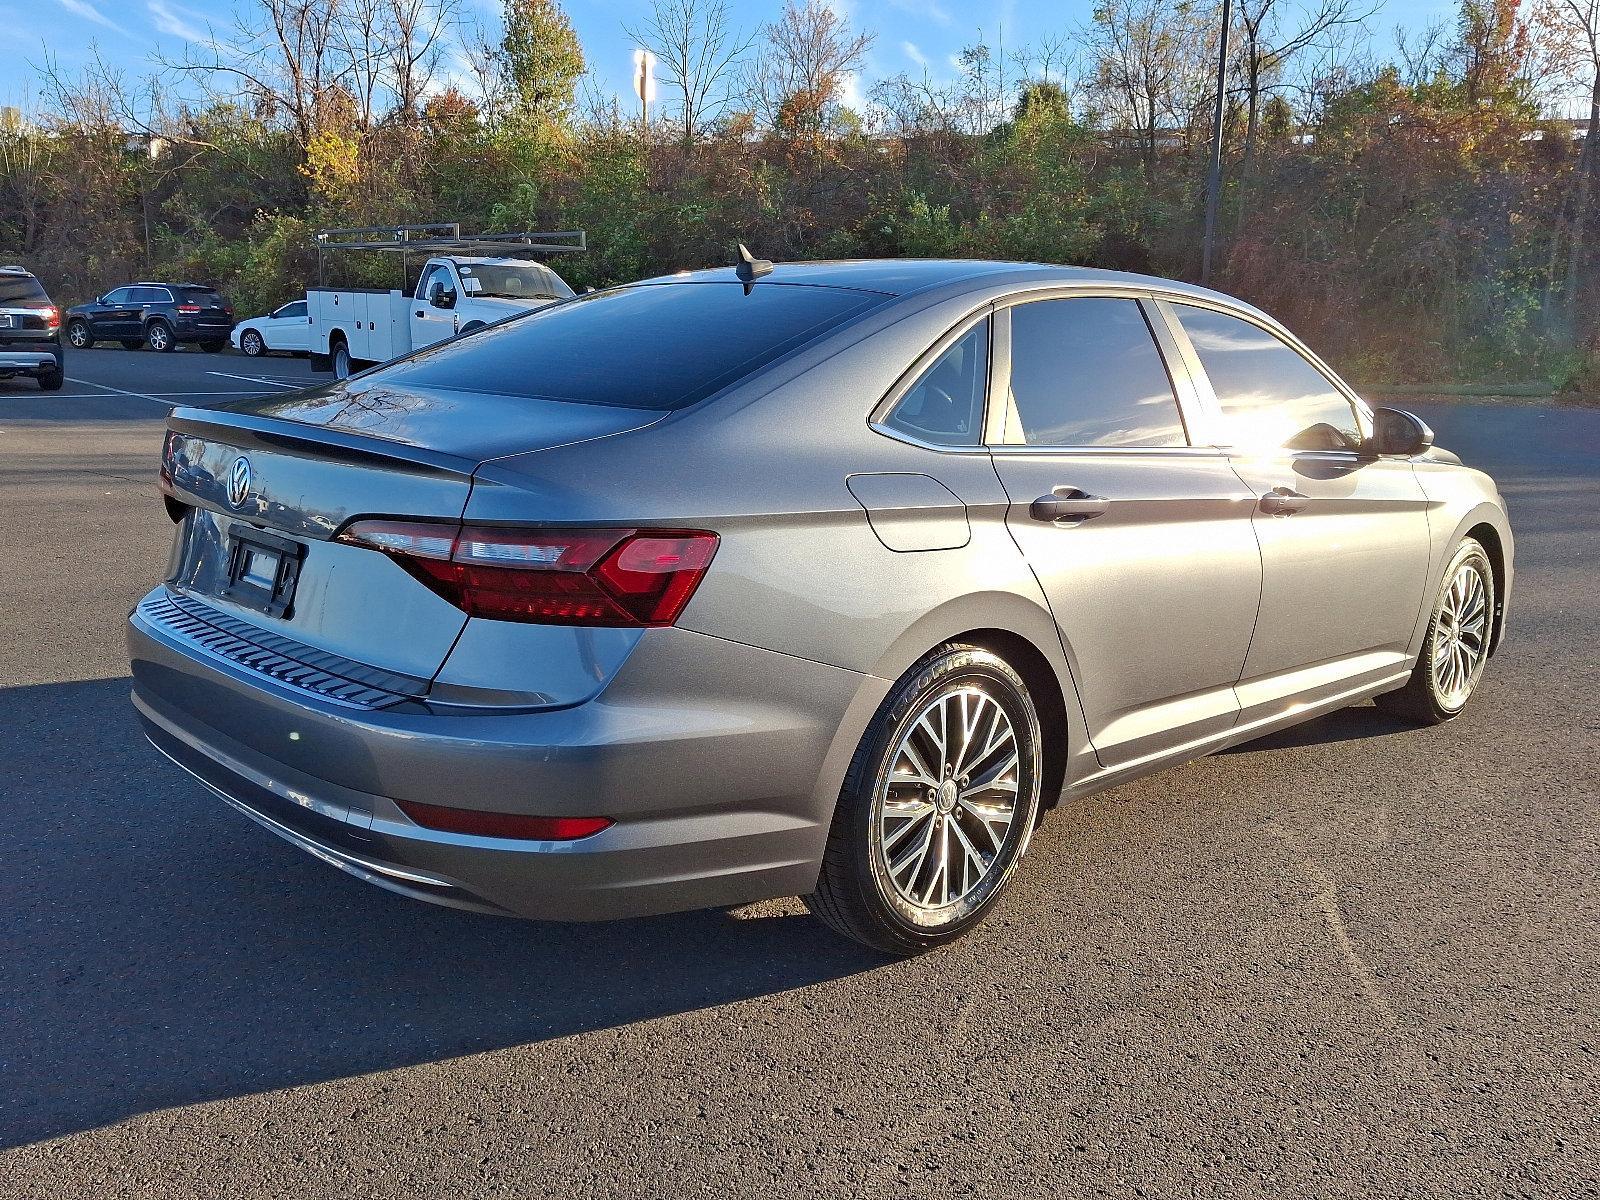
1163 300 1432 720
987 293 1262 772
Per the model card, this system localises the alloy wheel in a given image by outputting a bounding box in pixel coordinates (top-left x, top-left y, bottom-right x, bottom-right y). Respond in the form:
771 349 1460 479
149 324 170 351
1432 561 1490 710
68 321 89 348
874 686 1020 911
242 331 263 356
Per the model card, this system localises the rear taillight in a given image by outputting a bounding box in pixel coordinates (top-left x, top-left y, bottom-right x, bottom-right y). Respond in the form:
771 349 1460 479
40 306 59 329
394 799 611 841
177 304 202 314
336 520 719 627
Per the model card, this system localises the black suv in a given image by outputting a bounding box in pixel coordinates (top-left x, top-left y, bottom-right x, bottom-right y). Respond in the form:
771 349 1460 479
0 266 65 390
66 282 235 353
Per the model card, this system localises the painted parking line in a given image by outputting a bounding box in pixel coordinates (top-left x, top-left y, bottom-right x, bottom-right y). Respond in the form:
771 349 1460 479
66 377 170 405
207 370 304 389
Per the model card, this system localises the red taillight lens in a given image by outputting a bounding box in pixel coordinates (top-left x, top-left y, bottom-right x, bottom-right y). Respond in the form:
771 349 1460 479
41 306 59 329
336 521 719 627
394 799 611 840
177 304 202 314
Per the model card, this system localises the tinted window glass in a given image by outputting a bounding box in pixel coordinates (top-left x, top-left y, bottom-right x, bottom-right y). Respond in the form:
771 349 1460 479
133 287 170 304
885 320 988 446
1176 304 1361 452
379 283 886 410
1005 298 1186 447
102 288 132 304
280 301 307 319
0 273 49 305
177 286 222 304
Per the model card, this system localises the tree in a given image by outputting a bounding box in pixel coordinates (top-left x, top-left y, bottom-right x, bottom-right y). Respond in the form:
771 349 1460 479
1086 0 1210 179
626 0 754 144
1544 0 1600 329
499 0 586 130
748 0 873 138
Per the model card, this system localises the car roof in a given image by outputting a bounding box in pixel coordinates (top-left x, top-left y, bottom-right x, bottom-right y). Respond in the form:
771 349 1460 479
130 281 217 289
633 258 1255 309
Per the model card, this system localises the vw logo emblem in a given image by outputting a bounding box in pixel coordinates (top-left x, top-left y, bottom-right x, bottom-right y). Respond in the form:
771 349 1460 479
227 456 252 508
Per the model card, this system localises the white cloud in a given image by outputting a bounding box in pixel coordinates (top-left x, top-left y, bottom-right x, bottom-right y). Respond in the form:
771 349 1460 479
886 0 950 26
839 72 864 110
902 41 927 68
56 0 123 33
147 0 206 42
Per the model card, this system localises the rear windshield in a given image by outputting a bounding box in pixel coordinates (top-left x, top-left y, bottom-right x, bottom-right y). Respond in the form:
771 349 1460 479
375 282 888 410
0 273 49 305
178 286 224 303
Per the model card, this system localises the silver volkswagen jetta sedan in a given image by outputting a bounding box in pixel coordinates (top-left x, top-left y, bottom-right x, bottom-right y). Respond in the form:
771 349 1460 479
129 259 1513 954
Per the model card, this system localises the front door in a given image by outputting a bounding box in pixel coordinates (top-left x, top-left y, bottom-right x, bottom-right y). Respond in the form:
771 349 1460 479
989 295 1262 772
412 263 458 349
1167 301 1433 722
93 287 139 339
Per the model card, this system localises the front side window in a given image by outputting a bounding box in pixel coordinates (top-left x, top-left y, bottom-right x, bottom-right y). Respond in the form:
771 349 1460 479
1003 297 1187 448
417 265 453 302
277 301 307 319
102 288 132 304
1176 304 1361 452
882 319 989 447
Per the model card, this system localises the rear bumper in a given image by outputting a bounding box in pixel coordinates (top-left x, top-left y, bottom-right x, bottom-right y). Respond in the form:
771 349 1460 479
128 588 885 921
0 347 60 373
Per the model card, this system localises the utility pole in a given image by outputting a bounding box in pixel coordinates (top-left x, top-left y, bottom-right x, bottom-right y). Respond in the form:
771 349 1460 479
1202 0 1233 286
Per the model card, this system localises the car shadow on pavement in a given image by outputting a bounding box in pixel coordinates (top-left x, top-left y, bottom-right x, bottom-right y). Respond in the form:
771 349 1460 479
1219 703 1415 754
1 678 886 1150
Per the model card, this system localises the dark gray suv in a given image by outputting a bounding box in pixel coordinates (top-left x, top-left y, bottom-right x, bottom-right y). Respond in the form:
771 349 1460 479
0 266 64 390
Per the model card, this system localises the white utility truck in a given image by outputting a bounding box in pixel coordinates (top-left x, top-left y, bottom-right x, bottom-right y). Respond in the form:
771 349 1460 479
305 224 585 378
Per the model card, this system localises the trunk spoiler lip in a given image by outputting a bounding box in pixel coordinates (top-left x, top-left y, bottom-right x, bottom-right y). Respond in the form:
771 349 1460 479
167 406 478 479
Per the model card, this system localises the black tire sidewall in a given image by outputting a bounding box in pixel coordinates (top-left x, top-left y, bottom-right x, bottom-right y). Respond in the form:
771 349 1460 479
843 647 1042 949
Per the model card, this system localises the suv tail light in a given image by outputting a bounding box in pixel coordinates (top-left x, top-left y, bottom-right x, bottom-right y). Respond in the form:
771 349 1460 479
177 304 202 314
337 520 719 627
40 306 59 329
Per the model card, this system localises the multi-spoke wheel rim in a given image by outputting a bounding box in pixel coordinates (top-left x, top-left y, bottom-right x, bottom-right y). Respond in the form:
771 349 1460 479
150 325 169 350
874 686 1020 912
1433 562 1489 709
69 323 88 347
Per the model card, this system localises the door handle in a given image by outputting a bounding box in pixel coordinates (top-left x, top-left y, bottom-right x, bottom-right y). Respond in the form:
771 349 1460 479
415 309 426 317
1259 487 1309 515
1029 488 1111 524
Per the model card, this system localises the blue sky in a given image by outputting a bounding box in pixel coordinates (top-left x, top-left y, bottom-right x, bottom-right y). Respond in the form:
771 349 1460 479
1 0 1464 116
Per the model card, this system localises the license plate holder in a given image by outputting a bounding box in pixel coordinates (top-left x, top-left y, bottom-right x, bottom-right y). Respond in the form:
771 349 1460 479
222 527 305 618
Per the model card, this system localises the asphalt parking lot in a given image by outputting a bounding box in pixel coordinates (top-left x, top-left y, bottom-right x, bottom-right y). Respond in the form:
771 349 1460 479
1 351 1596 1198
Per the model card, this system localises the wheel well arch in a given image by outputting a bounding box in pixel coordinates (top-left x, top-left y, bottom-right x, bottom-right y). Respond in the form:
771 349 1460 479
1465 521 1508 655
327 326 349 347
946 627 1071 811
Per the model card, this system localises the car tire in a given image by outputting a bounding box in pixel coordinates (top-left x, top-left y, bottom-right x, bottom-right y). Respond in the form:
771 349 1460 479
120 339 144 350
67 319 93 349
332 338 352 380
146 320 175 353
37 364 64 391
1375 539 1495 725
805 643 1043 955
240 329 265 357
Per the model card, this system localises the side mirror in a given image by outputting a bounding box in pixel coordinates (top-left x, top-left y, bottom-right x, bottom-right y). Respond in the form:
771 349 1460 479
430 285 457 311
1368 407 1434 457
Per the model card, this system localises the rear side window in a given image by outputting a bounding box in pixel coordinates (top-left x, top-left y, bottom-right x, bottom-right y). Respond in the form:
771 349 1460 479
1003 298 1187 448
0 273 49 305
883 319 989 447
133 287 172 304
1175 304 1361 452
378 282 887 410
280 301 307 318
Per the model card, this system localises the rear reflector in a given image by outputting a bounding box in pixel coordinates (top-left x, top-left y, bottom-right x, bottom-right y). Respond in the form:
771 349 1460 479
394 799 611 841
337 521 718 627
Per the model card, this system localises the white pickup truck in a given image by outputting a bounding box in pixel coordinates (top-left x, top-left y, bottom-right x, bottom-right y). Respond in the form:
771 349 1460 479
306 227 584 377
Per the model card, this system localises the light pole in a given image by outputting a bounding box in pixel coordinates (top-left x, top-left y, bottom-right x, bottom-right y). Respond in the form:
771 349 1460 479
1201 0 1233 286
633 48 657 133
